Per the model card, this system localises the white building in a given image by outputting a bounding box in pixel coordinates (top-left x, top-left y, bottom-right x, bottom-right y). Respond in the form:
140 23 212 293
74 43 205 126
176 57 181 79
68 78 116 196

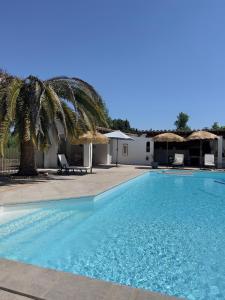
110 135 154 165
36 133 154 169
36 128 225 169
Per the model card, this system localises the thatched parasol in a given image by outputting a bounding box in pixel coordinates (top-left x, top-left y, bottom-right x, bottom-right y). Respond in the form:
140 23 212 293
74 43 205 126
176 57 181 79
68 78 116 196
186 131 218 166
153 133 185 165
153 133 185 143
186 131 218 141
72 131 109 145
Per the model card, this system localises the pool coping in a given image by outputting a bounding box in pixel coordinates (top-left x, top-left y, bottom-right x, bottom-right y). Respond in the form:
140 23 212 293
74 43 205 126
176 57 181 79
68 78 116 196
0 171 149 208
1 168 224 209
0 259 181 300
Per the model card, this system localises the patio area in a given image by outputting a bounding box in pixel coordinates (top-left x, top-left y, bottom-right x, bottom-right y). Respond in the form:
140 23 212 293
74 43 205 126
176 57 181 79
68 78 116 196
0 165 148 206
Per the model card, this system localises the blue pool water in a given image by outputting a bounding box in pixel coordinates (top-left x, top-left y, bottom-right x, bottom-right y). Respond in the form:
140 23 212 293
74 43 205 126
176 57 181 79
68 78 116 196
1 171 225 299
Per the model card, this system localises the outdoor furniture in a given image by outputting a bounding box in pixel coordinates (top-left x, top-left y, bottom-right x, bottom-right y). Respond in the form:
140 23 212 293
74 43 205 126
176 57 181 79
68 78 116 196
204 154 215 168
153 133 185 167
172 153 184 167
186 131 218 167
58 154 91 175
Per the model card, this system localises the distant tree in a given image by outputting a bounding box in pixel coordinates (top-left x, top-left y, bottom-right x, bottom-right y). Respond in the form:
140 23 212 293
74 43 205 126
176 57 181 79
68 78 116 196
211 122 223 130
108 118 139 133
111 118 131 131
174 112 191 131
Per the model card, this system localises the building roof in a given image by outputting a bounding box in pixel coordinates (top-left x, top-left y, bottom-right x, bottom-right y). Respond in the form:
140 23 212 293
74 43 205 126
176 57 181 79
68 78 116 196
98 126 225 138
145 129 225 138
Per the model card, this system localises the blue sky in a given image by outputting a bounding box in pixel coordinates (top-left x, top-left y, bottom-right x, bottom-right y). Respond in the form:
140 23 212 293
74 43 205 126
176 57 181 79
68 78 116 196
0 0 225 130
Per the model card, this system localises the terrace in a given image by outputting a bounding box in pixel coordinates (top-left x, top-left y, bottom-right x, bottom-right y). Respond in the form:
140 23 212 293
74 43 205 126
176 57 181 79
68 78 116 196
0 165 146 205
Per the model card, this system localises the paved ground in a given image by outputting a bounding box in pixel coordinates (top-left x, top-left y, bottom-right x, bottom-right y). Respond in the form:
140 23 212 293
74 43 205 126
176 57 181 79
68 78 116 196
0 259 180 300
0 165 149 205
0 165 181 300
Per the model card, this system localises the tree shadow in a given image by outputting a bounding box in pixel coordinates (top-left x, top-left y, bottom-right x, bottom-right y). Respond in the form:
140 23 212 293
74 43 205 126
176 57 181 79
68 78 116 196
93 165 116 169
0 172 90 187
135 166 152 170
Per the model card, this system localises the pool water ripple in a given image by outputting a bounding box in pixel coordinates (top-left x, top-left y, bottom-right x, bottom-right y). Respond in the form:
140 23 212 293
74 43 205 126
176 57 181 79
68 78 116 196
0 171 225 299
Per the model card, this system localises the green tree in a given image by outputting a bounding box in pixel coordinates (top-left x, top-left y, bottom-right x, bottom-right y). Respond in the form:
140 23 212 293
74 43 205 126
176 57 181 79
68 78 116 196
174 112 191 131
111 118 131 131
211 122 225 130
0 72 108 176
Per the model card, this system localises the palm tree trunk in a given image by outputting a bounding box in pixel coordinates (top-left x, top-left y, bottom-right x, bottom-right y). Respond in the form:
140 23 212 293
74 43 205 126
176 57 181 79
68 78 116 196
18 140 38 176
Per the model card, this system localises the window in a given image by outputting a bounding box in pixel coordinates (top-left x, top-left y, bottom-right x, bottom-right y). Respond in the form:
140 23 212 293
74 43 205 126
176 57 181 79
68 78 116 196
122 144 128 156
146 141 150 152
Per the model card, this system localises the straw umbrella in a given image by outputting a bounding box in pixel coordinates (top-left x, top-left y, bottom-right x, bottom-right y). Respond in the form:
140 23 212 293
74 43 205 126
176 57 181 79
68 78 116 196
186 131 218 167
153 133 185 166
70 131 108 173
71 131 109 145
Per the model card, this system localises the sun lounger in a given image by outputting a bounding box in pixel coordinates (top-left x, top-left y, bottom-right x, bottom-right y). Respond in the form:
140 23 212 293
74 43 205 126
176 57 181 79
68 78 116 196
58 154 91 175
204 154 215 168
172 153 184 167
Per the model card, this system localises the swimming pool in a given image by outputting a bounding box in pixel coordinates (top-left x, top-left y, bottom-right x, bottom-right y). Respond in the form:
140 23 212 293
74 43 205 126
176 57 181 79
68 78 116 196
0 171 225 300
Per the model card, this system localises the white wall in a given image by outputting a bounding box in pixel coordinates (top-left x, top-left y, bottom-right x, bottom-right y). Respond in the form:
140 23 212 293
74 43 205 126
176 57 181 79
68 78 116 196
93 144 111 165
83 143 92 167
44 129 59 168
111 136 154 165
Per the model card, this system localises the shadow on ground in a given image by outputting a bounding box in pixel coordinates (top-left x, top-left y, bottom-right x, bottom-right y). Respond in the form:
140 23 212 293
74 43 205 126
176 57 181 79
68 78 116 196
0 172 92 187
93 165 116 169
135 166 152 170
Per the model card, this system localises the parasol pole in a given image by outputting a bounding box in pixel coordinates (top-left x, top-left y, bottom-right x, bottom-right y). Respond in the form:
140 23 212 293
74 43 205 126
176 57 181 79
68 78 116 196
200 140 202 167
167 142 169 167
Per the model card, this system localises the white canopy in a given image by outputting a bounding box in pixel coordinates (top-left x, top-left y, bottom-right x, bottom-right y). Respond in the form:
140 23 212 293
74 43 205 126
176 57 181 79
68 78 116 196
104 130 134 141
104 130 134 166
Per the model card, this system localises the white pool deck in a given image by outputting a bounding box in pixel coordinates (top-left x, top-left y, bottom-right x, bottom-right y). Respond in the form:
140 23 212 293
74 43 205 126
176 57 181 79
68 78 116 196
0 165 149 205
0 165 181 299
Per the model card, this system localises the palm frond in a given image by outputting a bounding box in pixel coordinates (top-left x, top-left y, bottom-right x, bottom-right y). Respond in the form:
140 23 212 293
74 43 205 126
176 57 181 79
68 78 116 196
1 73 109 156
44 84 67 137
46 76 108 129
0 119 11 156
60 101 78 140
5 78 23 121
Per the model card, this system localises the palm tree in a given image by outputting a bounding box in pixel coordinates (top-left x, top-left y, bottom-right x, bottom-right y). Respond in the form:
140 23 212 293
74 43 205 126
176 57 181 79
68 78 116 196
0 71 108 176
